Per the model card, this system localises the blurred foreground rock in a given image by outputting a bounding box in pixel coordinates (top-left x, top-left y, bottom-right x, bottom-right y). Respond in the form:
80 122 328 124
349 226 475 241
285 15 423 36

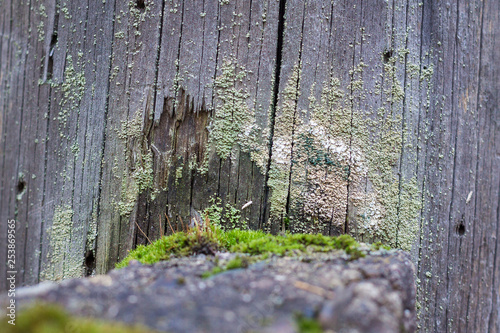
3 250 416 332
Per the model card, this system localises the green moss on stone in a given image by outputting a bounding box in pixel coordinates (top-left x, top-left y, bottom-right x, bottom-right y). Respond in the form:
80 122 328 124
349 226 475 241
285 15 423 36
295 313 323 333
116 226 367 269
0 303 158 333
201 255 251 278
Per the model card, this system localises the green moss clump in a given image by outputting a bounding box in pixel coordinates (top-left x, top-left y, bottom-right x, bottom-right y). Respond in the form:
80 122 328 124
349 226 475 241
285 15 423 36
201 266 224 279
117 221 370 269
116 226 222 268
0 303 158 333
295 313 323 333
225 255 248 270
202 255 252 279
229 233 365 260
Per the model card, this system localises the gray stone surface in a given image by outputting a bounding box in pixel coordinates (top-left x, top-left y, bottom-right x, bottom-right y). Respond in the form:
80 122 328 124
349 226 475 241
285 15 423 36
2 250 416 332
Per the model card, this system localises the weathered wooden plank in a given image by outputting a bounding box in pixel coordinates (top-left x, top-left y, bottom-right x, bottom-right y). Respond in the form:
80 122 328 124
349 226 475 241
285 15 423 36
266 0 306 234
333 0 372 240
150 0 197 234
414 0 499 331
38 0 115 282
97 0 162 271
416 1 461 330
415 0 467 330
116 0 163 259
289 0 347 235
15 0 53 287
38 0 79 283
345 0 391 243
219 0 278 230
451 1 498 332
95 0 132 273
0 0 9 289
8 0 31 288
0 0 6 290
224 0 254 214
412 1 435 329
185 0 221 226
321 0 362 237
207 0 247 226
0 0 37 289
167 0 207 233
0 0 26 291
160 0 212 233
68 0 116 278
395 0 425 257
148 0 279 235
475 3 500 332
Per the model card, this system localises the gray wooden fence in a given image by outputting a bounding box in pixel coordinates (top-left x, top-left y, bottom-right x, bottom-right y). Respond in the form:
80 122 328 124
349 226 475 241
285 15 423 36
0 0 498 331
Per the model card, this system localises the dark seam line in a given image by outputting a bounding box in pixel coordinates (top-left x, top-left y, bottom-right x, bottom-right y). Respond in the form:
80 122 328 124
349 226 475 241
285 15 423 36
444 0 460 328
95 0 117 272
262 0 286 230
38 0 61 281
415 0 426 286
395 0 410 248
344 0 362 235
212 1 222 205
196 0 207 106
285 1 306 233
16 1 31 285
146 0 166 240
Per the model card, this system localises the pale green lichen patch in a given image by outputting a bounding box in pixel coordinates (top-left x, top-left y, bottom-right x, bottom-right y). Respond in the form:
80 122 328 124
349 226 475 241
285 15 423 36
60 3 72 20
116 111 154 216
134 151 154 192
56 55 86 128
40 205 83 281
175 166 183 179
202 58 267 173
265 47 422 250
86 208 98 254
114 31 125 39
202 196 248 231
70 142 79 157
128 0 152 30
37 21 45 42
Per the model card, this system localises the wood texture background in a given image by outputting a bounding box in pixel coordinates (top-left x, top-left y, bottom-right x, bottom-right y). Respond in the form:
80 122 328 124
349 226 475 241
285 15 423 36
0 0 498 331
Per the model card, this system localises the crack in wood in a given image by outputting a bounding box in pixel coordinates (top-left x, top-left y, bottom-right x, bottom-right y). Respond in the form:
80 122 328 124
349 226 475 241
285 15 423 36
262 0 287 230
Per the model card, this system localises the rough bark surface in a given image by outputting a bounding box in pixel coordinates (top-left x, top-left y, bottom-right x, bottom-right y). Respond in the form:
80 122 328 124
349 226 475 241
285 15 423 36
2 251 416 333
0 0 498 331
